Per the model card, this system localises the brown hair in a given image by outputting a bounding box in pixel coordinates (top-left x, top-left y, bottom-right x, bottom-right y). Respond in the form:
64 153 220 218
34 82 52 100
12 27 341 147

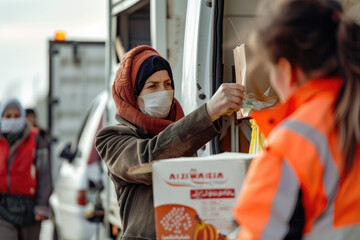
251 0 360 172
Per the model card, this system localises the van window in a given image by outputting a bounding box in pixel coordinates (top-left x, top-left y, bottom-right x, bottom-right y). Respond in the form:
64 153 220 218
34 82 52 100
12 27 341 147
113 1 150 62
106 99 118 125
70 101 97 153
87 116 103 165
71 96 104 165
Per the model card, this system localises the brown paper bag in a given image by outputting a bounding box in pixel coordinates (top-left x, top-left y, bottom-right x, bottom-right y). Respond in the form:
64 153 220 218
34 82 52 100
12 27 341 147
233 44 277 118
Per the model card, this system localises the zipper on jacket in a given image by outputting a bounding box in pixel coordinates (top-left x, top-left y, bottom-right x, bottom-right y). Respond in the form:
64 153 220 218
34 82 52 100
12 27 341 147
7 148 17 192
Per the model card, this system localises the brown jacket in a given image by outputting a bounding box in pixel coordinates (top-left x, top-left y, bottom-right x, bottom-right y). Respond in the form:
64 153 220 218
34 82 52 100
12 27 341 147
95 104 221 239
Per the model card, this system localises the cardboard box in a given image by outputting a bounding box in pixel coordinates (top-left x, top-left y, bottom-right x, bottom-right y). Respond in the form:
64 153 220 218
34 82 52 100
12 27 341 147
233 44 277 118
152 152 253 240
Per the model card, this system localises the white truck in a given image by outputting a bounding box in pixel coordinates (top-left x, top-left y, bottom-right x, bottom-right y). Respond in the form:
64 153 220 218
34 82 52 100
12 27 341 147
47 39 108 240
48 40 106 181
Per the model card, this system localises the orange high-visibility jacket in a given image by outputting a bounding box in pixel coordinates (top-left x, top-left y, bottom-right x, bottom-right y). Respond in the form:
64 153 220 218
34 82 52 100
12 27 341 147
234 78 360 240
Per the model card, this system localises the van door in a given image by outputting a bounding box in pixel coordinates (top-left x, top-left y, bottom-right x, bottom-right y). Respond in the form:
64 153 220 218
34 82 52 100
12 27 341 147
182 0 259 156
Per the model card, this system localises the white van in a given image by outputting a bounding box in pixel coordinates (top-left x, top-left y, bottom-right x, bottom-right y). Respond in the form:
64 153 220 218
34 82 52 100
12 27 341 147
49 91 109 240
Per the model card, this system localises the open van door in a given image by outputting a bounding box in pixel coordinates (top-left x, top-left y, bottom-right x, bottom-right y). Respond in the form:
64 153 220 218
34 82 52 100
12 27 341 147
182 0 260 156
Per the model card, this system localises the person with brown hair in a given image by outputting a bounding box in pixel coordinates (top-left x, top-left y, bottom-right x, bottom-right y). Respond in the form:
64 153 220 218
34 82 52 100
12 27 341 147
233 0 360 239
25 108 49 148
95 45 245 239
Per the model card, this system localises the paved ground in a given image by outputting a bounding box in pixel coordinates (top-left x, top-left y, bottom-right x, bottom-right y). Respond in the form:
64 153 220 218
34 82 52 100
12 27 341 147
39 219 108 240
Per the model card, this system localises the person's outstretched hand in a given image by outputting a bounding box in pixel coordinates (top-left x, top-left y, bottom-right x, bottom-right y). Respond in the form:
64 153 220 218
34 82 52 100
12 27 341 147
206 83 245 122
35 214 47 221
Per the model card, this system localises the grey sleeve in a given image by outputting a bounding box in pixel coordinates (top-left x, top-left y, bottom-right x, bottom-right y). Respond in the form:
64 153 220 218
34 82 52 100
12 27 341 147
95 104 221 185
34 137 52 218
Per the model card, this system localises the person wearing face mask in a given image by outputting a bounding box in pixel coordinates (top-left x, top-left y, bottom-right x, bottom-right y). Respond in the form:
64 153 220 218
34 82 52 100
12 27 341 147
0 98 52 240
95 45 245 239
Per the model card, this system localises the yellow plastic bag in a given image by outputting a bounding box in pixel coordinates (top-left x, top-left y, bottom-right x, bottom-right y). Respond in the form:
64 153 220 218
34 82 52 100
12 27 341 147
249 119 266 154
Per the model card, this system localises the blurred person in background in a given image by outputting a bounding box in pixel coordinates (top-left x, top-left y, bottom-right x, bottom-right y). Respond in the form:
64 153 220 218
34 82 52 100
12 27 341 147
95 45 245 239
0 98 52 240
25 109 37 128
25 108 49 148
234 0 360 239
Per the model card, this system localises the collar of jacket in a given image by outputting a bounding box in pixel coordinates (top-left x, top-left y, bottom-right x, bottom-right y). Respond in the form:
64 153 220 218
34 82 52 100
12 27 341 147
115 114 149 139
251 77 343 138
0 122 32 153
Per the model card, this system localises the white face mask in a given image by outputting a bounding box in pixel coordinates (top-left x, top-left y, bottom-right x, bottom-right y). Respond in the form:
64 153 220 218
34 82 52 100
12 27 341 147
1 118 25 134
138 90 174 118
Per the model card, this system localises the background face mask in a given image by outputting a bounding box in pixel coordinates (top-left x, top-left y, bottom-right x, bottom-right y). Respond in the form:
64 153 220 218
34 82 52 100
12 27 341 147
1 118 24 134
139 90 174 118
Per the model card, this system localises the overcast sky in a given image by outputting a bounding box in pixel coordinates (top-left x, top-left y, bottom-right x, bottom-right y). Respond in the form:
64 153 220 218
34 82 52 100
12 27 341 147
0 0 106 107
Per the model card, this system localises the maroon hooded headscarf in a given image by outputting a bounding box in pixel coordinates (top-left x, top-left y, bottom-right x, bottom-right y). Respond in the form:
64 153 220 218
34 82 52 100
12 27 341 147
112 45 184 137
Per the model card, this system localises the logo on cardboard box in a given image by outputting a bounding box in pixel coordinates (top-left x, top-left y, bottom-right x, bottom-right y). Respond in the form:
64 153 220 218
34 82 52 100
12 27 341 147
166 168 227 187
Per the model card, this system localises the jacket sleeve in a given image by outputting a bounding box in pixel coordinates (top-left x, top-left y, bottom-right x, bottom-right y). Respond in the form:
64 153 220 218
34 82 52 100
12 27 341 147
34 135 52 218
95 104 221 185
233 145 302 240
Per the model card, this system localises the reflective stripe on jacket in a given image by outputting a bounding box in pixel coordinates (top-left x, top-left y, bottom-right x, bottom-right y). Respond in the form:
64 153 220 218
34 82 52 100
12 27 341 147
234 78 360 240
0 128 37 197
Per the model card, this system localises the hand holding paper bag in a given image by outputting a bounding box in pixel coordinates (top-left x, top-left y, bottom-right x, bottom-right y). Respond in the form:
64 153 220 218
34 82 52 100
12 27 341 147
206 83 245 122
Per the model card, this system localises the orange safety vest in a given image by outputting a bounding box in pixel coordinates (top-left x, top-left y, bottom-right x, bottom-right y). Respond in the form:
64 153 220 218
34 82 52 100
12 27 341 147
0 128 38 197
234 77 360 240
